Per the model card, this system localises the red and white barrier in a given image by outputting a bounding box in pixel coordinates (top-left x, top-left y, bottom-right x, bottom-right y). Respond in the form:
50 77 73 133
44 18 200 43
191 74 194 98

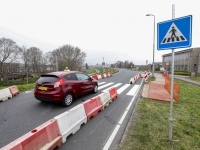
144 71 148 82
9 85 19 97
1 119 62 150
0 88 12 102
129 73 144 84
147 70 150 78
103 69 105 74
96 69 98 75
108 87 118 101
99 91 112 110
82 96 103 122
54 104 87 143
3 86 121 150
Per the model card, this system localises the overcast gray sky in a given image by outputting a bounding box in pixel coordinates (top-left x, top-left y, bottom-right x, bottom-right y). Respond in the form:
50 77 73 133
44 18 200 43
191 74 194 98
0 0 199 65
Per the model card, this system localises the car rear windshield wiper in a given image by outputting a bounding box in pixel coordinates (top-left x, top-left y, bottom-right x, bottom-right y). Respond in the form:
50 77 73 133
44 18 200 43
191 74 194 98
41 82 51 84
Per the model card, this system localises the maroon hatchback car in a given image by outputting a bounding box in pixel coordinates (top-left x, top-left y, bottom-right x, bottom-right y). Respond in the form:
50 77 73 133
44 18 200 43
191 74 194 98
34 71 98 106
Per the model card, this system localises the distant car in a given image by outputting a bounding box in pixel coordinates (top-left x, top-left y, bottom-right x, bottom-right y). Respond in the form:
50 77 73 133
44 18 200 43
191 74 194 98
34 71 98 106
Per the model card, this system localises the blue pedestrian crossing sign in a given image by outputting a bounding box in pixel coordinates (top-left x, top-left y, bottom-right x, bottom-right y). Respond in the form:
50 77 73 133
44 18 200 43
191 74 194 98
157 15 192 50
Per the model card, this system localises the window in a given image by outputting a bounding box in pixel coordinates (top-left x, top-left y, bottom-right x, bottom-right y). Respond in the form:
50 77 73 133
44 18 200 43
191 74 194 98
15 69 18 72
76 73 90 81
6 69 9 72
64 74 77 80
185 53 188 60
37 75 59 84
11 69 13 72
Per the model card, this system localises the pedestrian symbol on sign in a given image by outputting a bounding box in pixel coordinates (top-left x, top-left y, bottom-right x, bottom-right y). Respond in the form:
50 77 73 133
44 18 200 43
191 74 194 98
161 23 187 44
169 27 176 39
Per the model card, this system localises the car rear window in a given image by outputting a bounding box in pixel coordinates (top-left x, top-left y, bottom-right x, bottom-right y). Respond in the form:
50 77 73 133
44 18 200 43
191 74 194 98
37 75 59 84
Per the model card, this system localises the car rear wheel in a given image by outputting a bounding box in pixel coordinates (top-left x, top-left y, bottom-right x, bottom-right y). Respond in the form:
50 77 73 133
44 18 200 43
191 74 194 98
62 93 73 107
93 84 98 93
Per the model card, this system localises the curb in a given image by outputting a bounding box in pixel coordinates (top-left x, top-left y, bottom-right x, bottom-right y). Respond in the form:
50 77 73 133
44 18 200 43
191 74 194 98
118 78 144 148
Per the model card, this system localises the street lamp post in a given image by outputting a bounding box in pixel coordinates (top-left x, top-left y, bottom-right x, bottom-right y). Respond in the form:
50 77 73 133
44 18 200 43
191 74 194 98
146 14 155 78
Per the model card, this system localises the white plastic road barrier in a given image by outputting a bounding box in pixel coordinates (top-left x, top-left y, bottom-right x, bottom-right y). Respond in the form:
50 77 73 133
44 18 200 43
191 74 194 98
0 88 12 102
141 74 145 78
104 74 107 78
99 91 112 110
54 104 87 143
98 75 102 79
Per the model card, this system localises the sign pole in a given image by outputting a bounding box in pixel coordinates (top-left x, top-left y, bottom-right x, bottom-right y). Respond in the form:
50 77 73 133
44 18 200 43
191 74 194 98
169 4 175 141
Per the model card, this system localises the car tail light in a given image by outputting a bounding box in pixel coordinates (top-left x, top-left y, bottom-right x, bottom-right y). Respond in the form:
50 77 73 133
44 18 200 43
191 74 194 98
54 79 63 88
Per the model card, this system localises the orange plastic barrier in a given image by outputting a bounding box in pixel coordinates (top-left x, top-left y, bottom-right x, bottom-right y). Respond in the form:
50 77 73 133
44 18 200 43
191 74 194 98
108 87 118 101
1 119 62 150
9 85 19 97
92 75 98 80
164 75 179 102
101 75 104 79
82 96 103 122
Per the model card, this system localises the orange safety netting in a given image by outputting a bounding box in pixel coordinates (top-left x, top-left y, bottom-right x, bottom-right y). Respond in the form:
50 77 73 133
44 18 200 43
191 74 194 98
164 75 179 102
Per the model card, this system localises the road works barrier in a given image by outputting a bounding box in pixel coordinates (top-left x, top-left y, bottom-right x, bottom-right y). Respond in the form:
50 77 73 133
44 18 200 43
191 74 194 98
82 96 103 122
164 74 179 102
92 75 98 80
9 85 19 97
147 70 150 78
108 87 118 101
129 74 143 84
0 88 12 102
99 91 112 110
54 104 87 143
144 72 148 82
1 119 62 150
2 85 124 150
98 75 102 79
101 74 104 79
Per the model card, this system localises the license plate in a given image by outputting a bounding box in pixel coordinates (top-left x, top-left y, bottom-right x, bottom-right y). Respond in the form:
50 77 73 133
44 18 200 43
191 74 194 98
39 86 48 90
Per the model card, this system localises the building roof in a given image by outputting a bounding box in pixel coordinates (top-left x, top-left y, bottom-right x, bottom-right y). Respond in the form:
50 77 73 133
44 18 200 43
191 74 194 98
162 48 193 57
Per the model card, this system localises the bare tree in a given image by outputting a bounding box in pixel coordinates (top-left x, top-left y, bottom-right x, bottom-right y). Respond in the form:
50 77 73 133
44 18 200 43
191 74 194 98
51 45 86 71
0 37 21 80
27 47 43 76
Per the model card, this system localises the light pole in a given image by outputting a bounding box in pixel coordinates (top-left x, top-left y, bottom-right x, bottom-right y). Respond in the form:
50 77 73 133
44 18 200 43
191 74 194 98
146 14 155 77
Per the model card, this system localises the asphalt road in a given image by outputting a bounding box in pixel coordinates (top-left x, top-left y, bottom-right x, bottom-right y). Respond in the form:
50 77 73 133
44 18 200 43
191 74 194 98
0 69 143 149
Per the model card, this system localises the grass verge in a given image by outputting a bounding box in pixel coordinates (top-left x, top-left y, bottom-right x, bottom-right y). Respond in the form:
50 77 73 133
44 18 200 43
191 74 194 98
119 79 200 150
188 77 200 82
0 83 35 92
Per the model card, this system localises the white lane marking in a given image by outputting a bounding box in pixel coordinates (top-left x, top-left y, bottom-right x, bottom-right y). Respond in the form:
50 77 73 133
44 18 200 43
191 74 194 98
126 100 133 111
103 125 120 150
102 83 122 92
25 91 33 93
126 85 140 96
98 82 106 85
118 111 128 125
117 84 130 94
103 81 143 150
98 83 114 90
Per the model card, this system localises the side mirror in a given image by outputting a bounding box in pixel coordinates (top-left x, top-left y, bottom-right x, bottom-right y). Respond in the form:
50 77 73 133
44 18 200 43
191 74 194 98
89 77 93 81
